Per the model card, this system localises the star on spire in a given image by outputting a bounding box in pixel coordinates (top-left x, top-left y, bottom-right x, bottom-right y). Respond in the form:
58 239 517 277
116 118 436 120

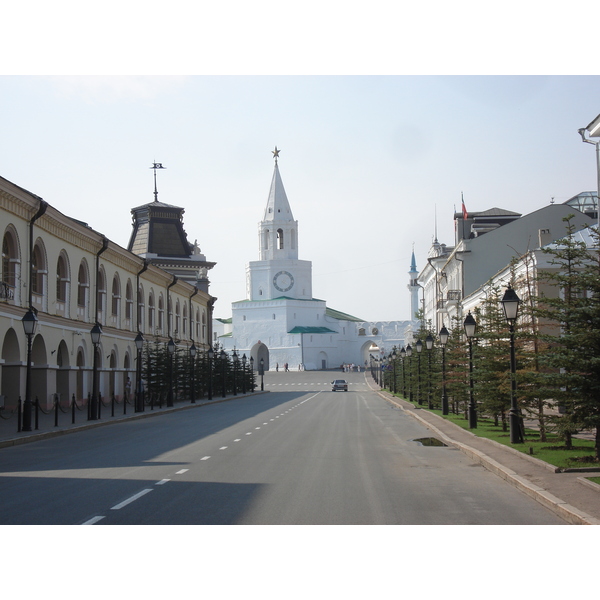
272 146 280 163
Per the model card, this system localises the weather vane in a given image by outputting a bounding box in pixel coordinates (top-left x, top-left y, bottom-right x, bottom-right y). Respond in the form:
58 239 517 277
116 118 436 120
272 147 280 164
150 162 166 203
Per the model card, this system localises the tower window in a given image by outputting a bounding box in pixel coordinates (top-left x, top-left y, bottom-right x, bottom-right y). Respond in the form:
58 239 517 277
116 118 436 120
277 229 284 249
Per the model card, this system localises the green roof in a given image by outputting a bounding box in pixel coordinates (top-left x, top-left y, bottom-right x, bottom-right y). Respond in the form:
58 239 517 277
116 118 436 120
216 317 232 324
326 307 363 322
288 326 337 334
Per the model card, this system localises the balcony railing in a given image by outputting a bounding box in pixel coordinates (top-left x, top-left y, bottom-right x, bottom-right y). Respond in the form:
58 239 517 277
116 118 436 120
0 282 15 302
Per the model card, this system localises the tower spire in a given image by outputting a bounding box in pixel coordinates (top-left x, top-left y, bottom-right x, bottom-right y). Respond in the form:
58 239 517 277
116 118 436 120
150 162 166 203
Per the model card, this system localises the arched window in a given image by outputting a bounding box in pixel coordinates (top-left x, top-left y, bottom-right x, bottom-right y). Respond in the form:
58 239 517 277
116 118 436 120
158 295 164 332
77 260 89 308
148 292 155 331
263 229 269 250
182 303 187 337
201 311 206 341
277 228 284 250
56 253 69 303
125 280 133 321
175 300 181 336
2 228 19 302
31 243 46 296
111 274 121 317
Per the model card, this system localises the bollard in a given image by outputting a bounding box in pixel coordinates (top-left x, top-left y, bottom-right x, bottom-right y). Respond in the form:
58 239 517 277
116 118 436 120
98 392 102 419
87 393 91 420
34 397 39 430
111 393 115 417
123 392 127 416
55 394 59 427
17 397 22 432
72 394 76 424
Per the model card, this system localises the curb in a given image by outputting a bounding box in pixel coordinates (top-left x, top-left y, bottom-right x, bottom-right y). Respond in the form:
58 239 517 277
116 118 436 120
0 390 269 450
378 390 600 525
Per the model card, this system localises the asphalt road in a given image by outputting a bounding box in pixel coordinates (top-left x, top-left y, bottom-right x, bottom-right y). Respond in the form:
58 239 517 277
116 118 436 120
0 370 565 524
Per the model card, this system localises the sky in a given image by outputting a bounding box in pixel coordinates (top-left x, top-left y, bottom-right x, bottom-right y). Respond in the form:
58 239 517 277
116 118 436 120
2 0 597 589
3 75 600 323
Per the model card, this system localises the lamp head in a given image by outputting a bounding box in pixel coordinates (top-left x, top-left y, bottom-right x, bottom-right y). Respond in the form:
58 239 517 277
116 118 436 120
439 325 449 346
464 311 477 338
415 339 423 353
21 308 38 337
425 333 434 351
501 284 520 322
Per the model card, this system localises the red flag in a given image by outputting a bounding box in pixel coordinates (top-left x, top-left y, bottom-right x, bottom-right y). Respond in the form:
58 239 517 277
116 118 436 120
462 199 468 220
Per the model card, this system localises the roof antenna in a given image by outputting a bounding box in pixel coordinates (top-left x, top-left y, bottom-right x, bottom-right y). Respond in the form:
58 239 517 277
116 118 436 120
150 162 166 203
434 203 438 243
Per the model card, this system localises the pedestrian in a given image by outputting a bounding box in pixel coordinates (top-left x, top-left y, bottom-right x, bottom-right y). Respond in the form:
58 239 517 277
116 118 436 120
284 362 289 372
125 376 132 398
276 363 279 372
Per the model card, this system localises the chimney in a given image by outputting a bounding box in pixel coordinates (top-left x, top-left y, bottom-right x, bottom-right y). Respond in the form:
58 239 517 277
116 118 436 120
538 228 552 248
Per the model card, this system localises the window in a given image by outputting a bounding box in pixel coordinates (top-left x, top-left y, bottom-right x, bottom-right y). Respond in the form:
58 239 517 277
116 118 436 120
182 303 187 336
31 243 45 296
56 253 69 303
111 275 120 316
175 300 181 335
77 261 88 307
97 268 106 318
277 228 284 249
158 295 164 331
2 230 18 290
148 293 155 330
138 286 145 330
125 280 133 320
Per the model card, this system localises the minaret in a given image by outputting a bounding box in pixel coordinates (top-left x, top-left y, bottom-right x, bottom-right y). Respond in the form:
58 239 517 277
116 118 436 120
407 246 419 322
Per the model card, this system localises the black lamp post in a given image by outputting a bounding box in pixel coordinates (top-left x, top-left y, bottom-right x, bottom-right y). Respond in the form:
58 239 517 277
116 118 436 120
439 325 449 415
189 342 196 404
167 337 175 407
207 346 214 400
259 357 265 391
425 333 434 409
391 347 397 393
406 344 413 403
90 323 102 420
501 285 523 444
241 354 247 394
464 311 477 429
415 339 423 405
400 346 406 398
232 349 238 396
250 356 255 391
21 308 38 431
135 332 144 412
220 349 227 397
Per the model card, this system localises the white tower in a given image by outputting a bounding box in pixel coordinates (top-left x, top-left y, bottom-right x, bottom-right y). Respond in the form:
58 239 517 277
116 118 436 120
407 247 420 322
247 147 313 300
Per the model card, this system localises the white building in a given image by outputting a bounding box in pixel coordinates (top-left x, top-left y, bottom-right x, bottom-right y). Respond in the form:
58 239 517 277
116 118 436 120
214 150 415 370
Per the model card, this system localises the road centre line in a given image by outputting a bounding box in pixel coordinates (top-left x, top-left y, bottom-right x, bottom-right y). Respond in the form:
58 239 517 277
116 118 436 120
176 469 189 474
201 456 210 460
156 479 170 485
82 516 105 525
111 489 153 510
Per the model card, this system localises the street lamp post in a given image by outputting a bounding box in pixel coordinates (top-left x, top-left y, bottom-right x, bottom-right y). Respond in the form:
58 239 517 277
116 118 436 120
21 308 38 432
439 325 449 415
259 357 265 391
406 344 413 403
135 332 144 412
501 285 524 444
578 113 600 230
220 349 227 398
167 337 175 407
232 349 238 396
415 339 423 405
464 311 477 429
250 356 255 391
400 346 406 398
189 342 196 404
207 346 214 400
425 333 433 409
391 347 397 394
241 354 247 394
90 323 102 420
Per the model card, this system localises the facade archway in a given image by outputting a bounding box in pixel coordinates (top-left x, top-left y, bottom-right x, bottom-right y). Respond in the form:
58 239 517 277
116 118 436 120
1 328 21 408
56 339 71 405
250 341 269 371
317 351 328 370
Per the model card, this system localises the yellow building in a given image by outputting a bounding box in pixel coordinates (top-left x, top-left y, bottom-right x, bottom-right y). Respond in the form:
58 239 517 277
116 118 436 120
1 174 214 411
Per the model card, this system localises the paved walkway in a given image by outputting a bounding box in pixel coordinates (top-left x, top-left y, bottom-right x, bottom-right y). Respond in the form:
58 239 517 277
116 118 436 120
2 380 599 525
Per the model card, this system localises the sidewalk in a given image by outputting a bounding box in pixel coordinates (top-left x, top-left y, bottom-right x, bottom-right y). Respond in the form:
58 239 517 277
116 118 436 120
0 391 264 450
369 378 600 525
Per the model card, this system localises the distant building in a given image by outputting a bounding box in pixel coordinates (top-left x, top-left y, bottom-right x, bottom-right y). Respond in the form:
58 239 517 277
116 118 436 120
214 150 414 369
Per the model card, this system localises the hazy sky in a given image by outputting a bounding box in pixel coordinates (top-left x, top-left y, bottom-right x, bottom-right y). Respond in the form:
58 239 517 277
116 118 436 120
2 4 599 324
3 75 599 322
